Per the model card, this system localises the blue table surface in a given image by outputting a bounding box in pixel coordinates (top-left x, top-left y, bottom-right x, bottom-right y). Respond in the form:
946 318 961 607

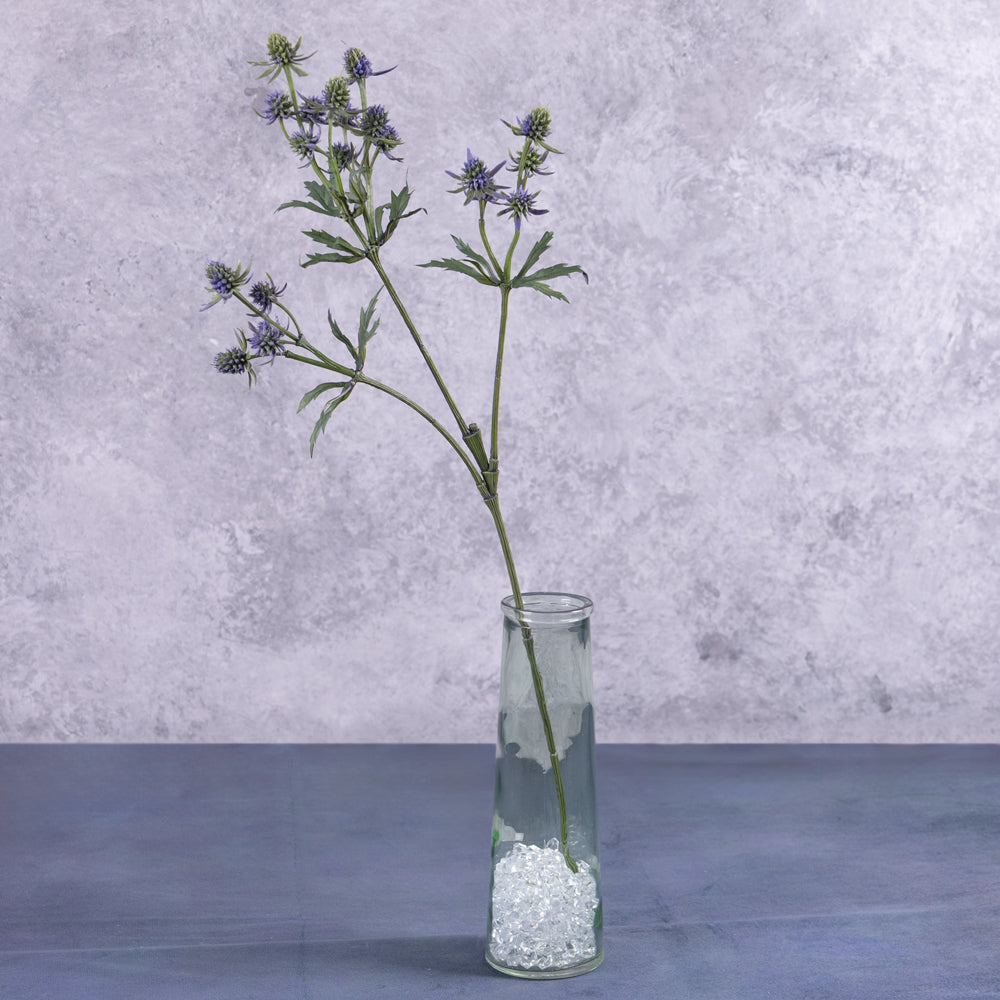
1 744 998 999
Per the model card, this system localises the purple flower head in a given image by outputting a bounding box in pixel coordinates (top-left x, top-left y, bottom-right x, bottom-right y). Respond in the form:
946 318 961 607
249 276 286 314
261 90 294 124
248 319 284 358
359 105 402 158
446 149 508 205
288 127 320 160
497 186 548 231
518 108 551 141
202 260 251 310
343 47 396 83
299 95 329 125
502 106 562 154
330 141 356 171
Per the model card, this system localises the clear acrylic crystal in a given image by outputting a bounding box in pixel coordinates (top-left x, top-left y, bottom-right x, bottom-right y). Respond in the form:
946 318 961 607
489 842 599 971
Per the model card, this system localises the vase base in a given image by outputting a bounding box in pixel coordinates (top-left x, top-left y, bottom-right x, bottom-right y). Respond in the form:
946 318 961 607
485 951 603 980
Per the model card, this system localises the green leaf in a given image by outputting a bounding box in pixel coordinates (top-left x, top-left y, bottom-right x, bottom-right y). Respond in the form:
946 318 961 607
277 198 337 217
327 311 358 361
303 229 365 255
516 281 570 302
376 185 425 245
303 250 368 266
357 288 382 353
297 380 349 413
389 185 412 220
514 262 589 285
514 230 556 280
417 257 500 286
277 181 344 218
451 235 499 281
307 385 355 456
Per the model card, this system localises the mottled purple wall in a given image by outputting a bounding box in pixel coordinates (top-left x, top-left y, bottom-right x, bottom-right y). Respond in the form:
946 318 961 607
3 1 998 741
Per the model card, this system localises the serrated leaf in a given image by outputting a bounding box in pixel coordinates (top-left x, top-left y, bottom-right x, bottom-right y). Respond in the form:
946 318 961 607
303 229 365 255
517 280 570 302
417 257 500 286
308 385 354 455
514 230 555 280
357 288 382 351
389 185 411 220
298 381 349 413
451 235 499 280
278 181 344 218
277 198 337 217
515 262 589 285
303 250 367 266
327 311 358 361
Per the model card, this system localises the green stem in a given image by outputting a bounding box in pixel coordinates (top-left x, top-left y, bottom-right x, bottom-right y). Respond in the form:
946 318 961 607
368 254 471 437
483 494 578 873
489 286 511 470
283 66 304 128
355 373 485 487
478 203 503 279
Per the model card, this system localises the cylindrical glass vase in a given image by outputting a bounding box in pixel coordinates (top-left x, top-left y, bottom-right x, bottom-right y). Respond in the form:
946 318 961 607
486 592 602 979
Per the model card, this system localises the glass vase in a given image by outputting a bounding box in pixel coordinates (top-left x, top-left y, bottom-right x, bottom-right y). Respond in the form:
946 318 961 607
485 592 603 979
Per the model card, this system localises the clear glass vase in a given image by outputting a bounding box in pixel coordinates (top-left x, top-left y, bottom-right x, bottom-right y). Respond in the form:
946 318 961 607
486 592 603 979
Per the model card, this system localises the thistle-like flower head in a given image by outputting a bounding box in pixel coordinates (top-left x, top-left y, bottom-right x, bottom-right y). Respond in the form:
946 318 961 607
508 143 553 178
359 105 402 159
248 319 284 358
343 46 396 83
260 90 294 124
213 345 250 374
299 95 329 126
497 186 548 231
249 275 286 314
288 127 321 160
323 76 352 114
330 142 356 172
446 149 508 205
502 106 562 153
202 260 251 310
250 33 314 82
344 47 372 80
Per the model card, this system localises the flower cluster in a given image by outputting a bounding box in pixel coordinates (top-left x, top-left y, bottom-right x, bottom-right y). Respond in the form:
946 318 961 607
445 105 561 230
254 37 401 169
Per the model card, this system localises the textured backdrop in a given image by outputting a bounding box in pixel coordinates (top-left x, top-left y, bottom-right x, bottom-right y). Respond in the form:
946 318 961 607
2 0 999 741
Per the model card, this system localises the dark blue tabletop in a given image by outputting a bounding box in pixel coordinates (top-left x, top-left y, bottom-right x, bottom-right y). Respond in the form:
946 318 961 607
1 744 998 998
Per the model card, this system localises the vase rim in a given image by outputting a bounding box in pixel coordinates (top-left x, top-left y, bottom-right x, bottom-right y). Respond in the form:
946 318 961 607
501 592 593 624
